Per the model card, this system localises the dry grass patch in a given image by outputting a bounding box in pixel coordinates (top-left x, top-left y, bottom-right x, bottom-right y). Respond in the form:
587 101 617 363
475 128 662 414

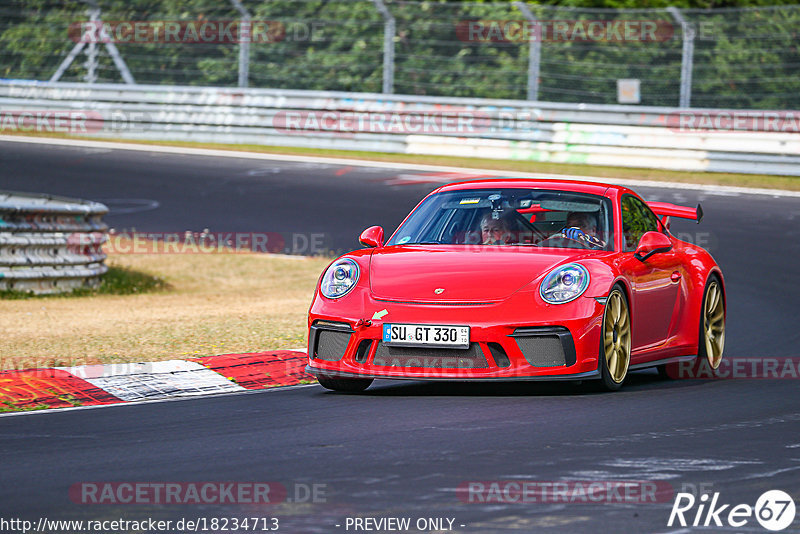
0 241 331 370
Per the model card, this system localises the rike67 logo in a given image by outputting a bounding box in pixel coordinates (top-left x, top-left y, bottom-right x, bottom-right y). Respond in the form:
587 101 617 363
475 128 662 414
669 490 796 531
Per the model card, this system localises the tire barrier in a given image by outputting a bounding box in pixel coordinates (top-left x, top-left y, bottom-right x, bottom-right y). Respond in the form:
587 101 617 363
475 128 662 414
0 191 108 294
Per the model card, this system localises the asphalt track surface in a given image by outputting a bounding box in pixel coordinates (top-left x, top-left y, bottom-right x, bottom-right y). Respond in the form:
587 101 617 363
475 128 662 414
1 140 799 533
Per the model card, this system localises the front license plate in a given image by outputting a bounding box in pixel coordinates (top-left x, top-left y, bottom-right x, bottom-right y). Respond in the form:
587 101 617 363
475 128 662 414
382 324 470 349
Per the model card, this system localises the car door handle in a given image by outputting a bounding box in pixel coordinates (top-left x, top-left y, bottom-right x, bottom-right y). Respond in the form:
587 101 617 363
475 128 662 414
671 271 681 282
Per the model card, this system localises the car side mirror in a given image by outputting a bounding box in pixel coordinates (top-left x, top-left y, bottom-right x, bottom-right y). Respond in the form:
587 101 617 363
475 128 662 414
634 231 672 262
359 225 384 248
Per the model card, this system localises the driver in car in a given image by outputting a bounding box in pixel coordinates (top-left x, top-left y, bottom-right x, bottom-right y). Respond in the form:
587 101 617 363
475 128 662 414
554 212 606 249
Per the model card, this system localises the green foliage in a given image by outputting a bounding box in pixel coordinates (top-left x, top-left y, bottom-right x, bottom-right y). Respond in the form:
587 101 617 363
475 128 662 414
0 0 797 108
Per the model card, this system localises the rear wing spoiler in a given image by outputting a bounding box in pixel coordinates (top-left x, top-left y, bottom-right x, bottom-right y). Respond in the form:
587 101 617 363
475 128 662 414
647 201 704 224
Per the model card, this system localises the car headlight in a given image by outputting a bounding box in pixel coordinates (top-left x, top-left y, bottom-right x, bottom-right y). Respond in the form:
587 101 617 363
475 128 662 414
540 263 590 304
320 258 360 299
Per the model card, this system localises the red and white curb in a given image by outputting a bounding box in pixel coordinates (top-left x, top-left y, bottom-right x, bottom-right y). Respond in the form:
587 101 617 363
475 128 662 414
0 350 312 412
61 360 246 401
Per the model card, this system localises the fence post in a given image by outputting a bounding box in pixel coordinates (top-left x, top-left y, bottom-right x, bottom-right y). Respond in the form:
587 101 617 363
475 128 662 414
372 0 395 94
85 7 99 83
230 0 251 88
668 7 695 108
514 2 540 102
51 40 86 83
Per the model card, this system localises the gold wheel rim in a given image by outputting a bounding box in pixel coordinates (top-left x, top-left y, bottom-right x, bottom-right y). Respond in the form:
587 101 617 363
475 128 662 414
603 291 631 383
703 281 725 369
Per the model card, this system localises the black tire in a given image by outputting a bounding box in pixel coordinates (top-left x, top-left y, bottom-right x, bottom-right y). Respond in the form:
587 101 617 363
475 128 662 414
656 275 725 380
698 275 725 370
598 285 632 391
656 364 671 379
317 376 373 393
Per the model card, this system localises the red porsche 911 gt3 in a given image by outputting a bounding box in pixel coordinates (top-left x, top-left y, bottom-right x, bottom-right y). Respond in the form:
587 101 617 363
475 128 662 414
306 179 725 392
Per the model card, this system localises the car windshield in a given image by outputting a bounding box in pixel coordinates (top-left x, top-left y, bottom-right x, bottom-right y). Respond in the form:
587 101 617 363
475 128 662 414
386 188 613 250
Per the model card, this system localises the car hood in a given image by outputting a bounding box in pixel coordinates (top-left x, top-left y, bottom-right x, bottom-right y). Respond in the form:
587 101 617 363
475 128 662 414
369 245 585 302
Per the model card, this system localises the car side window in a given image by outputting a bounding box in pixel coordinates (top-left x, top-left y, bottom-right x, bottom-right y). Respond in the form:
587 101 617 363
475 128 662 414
621 195 660 251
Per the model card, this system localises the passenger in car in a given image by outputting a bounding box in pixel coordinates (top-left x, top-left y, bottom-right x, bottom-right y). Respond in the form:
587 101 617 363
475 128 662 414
480 212 512 245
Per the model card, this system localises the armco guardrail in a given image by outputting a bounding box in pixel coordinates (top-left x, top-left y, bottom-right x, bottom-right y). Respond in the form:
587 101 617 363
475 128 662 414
0 80 798 176
0 191 108 294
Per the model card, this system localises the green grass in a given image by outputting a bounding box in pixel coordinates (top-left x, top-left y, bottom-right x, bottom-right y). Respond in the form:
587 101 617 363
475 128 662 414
89 264 169 295
0 265 169 300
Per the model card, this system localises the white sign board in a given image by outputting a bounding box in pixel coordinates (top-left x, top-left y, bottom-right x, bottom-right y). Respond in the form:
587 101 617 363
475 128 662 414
617 79 641 104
